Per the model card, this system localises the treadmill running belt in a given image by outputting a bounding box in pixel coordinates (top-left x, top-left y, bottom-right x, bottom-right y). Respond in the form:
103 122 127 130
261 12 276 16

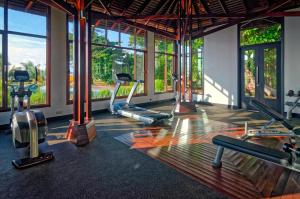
120 107 171 120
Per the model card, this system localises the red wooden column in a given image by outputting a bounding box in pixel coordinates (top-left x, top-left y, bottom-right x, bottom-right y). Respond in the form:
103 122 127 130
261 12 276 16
67 0 96 146
85 7 92 120
174 0 196 114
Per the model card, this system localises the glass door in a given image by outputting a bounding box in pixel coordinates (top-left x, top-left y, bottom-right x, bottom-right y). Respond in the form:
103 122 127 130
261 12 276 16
241 42 281 112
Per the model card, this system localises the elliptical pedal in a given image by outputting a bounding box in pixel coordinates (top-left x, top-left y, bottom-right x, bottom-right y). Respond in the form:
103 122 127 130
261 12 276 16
12 151 54 169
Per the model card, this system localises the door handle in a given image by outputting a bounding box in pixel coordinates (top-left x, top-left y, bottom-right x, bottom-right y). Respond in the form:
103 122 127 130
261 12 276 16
256 66 259 86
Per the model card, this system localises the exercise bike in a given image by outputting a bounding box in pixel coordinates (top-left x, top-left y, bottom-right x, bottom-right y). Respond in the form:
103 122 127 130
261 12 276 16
9 69 54 169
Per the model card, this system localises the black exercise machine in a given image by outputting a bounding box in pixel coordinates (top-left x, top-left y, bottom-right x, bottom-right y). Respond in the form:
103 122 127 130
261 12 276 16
212 135 300 171
242 99 300 139
10 69 54 169
212 99 300 172
109 73 172 125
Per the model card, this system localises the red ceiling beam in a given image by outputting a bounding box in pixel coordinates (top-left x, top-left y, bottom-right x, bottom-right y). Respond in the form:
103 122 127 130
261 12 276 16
192 0 293 39
89 11 300 21
37 0 77 15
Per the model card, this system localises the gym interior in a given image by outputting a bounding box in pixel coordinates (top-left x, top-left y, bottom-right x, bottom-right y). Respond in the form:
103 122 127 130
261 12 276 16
1 0 300 198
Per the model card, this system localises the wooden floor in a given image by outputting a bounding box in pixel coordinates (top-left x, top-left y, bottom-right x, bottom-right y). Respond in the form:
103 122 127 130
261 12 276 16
115 112 300 199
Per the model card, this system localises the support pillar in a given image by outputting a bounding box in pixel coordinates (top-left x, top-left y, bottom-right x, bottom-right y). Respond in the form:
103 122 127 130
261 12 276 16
66 1 96 146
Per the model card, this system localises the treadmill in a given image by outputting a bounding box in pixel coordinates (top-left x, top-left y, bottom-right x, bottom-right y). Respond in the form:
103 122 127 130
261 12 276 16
109 73 172 125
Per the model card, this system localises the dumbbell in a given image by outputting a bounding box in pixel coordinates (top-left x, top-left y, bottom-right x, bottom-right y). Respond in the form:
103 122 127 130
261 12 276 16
283 143 300 157
287 90 295 96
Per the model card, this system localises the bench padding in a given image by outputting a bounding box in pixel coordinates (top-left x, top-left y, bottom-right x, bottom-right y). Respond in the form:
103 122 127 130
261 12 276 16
212 135 292 166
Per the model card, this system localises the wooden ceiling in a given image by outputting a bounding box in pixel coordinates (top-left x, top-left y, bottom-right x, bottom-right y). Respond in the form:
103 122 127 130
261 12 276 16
35 0 300 39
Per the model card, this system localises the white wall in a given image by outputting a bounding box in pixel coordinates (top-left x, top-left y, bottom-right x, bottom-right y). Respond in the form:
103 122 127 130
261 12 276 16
195 26 238 107
284 14 300 113
0 8 174 125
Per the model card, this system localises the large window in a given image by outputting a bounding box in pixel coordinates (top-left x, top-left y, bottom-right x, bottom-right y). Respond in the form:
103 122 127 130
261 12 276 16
0 0 50 111
154 35 176 93
67 18 146 101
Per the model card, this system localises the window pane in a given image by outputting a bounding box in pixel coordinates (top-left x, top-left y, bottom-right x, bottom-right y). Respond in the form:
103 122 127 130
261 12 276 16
192 38 204 94
136 51 145 94
120 32 134 48
92 27 106 44
113 49 134 97
0 0 3 30
136 34 145 50
166 40 174 54
68 42 74 100
8 34 47 105
167 55 173 91
244 50 256 97
91 45 113 99
264 48 277 99
68 17 74 41
155 37 165 52
0 34 2 107
107 30 119 46
240 24 281 46
8 9 46 36
155 53 165 93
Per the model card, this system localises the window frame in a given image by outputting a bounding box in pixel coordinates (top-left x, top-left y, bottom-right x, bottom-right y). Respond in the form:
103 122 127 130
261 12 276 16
66 17 147 103
0 0 51 112
154 35 177 94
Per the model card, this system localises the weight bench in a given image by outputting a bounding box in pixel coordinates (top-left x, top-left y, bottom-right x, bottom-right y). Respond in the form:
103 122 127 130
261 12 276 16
243 99 300 138
212 135 292 168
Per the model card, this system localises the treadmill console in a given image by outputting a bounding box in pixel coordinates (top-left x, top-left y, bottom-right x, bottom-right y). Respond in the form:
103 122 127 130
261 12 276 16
116 73 132 82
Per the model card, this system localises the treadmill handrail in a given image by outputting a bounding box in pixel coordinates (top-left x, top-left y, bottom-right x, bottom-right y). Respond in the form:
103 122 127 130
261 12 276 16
110 81 122 113
126 81 140 104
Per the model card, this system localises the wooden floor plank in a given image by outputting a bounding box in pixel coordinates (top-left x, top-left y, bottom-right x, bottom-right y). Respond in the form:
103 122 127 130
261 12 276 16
114 115 300 199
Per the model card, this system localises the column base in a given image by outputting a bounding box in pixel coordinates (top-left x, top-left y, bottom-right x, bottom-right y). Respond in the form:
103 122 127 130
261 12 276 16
66 119 96 146
174 102 197 115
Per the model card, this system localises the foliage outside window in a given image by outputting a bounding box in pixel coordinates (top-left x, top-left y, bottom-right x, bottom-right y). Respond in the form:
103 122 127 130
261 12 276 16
241 23 281 99
240 24 281 46
154 35 176 93
67 18 146 101
191 38 204 94
0 0 49 110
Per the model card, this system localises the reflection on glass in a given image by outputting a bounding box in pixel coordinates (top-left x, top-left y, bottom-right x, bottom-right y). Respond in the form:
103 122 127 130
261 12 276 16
0 34 2 107
8 34 47 105
244 50 256 97
8 9 46 36
107 30 119 46
264 48 277 99
155 53 165 93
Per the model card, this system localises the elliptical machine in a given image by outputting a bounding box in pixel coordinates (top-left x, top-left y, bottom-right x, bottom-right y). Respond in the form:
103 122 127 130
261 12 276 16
9 69 54 169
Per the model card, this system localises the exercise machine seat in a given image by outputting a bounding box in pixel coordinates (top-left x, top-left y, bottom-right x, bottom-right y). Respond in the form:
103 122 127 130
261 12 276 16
212 135 292 165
